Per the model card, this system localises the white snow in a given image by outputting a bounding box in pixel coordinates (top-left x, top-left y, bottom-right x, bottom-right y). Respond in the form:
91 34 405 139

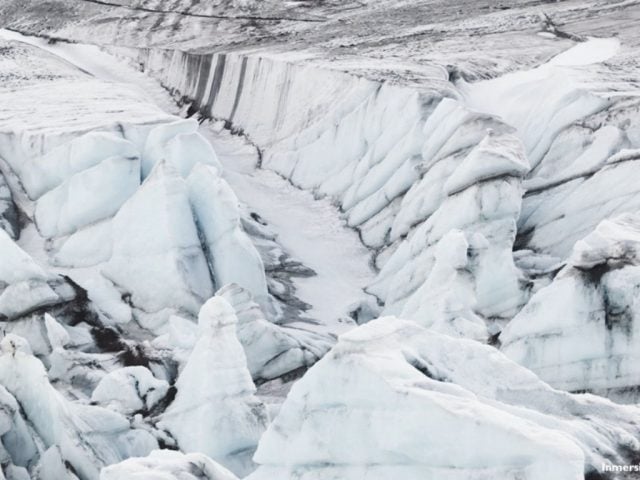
204 128 376 333
549 38 620 67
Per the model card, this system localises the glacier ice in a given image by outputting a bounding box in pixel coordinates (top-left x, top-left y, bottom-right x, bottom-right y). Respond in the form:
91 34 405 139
0 172 18 239
0 229 72 320
249 318 640 480
375 132 530 337
218 283 325 381
187 164 268 308
0 334 157 480
1 7 640 479
502 213 640 400
91 366 170 415
35 155 140 238
159 296 268 476
141 118 222 179
100 450 238 480
17 131 140 201
102 161 213 331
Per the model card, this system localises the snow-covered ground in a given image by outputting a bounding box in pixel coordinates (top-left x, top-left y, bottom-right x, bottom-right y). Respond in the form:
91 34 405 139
203 128 376 333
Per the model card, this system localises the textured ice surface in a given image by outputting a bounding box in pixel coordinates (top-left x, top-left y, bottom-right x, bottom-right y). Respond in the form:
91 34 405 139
91 366 170 415
1 2 640 479
249 318 640 480
101 450 239 480
502 214 640 400
187 164 268 308
159 297 268 477
0 335 157 480
103 161 213 330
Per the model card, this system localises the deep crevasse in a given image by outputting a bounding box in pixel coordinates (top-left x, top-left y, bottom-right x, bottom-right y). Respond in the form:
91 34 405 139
132 38 640 348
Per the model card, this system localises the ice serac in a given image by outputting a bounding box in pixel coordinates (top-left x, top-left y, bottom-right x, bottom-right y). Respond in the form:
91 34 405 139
100 450 239 480
17 131 140 201
0 382 38 473
0 335 157 480
102 161 213 331
218 283 323 381
248 318 640 480
34 154 140 238
380 132 529 338
142 118 222 178
501 213 640 401
187 164 268 308
0 229 72 320
159 296 268 477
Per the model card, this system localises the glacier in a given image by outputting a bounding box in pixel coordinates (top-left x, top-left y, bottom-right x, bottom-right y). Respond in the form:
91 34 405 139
0 1 639 479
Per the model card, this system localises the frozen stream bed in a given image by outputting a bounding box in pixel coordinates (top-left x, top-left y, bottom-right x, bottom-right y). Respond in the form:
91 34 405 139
203 127 376 333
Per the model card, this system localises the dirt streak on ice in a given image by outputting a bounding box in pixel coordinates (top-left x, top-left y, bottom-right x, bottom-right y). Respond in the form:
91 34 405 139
201 127 376 334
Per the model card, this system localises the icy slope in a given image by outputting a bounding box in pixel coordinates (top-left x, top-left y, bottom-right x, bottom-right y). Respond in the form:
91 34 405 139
502 213 640 401
248 318 640 480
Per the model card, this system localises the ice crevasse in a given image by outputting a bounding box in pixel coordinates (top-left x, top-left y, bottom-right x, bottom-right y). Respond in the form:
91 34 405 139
133 36 640 397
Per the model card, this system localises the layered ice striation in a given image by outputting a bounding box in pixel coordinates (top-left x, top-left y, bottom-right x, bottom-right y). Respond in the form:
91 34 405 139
502 213 640 401
248 318 640 480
